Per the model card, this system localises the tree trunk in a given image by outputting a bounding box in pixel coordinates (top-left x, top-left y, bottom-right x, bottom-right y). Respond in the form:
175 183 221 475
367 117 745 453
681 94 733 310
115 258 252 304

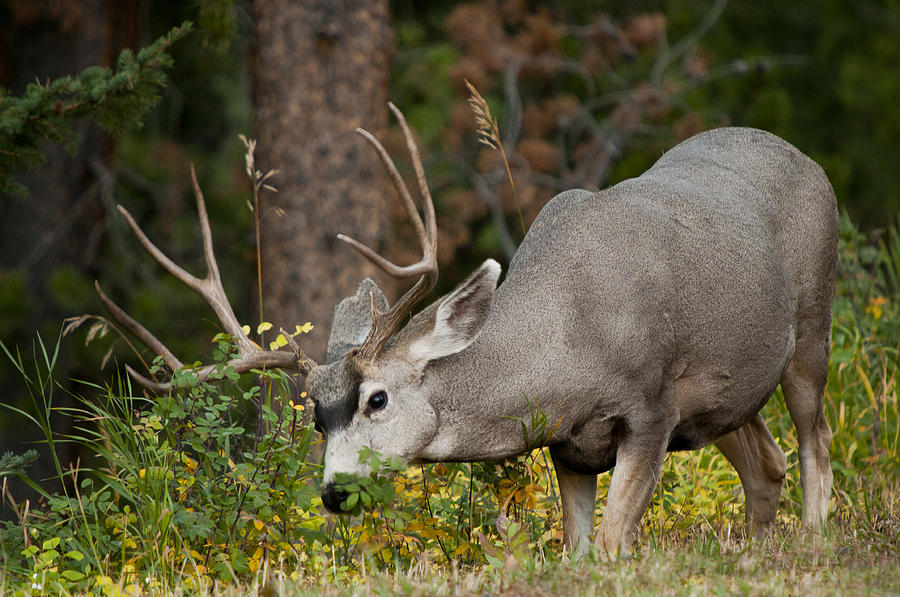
251 0 394 361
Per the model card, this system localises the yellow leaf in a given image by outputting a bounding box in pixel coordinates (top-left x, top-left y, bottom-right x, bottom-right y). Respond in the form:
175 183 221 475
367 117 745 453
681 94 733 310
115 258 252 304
300 391 307 398
866 296 887 319
293 322 314 335
855 363 878 410
269 334 288 350
253 520 265 531
257 321 274 334
241 324 251 335
94 575 115 587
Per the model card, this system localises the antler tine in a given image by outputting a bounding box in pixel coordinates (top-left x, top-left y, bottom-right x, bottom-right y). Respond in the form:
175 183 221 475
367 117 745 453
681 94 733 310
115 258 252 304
116 204 201 291
335 233 434 278
187 166 256 354
98 168 319 392
359 273 436 359
192 165 223 290
122 351 304 394
280 327 316 376
125 365 174 393
116 170 254 355
339 104 439 359
95 281 184 372
388 102 437 243
350 127 429 253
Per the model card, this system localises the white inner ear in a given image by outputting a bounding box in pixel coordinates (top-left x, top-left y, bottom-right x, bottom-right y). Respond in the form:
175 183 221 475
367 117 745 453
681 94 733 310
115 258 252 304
409 304 473 362
408 259 500 364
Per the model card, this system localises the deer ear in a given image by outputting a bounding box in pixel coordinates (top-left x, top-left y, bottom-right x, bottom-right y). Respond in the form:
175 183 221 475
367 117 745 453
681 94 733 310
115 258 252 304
326 278 389 364
408 259 501 364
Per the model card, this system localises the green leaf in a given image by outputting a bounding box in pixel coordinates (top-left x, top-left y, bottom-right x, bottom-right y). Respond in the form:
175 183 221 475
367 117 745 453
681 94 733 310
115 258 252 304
61 570 85 581
342 492 359 511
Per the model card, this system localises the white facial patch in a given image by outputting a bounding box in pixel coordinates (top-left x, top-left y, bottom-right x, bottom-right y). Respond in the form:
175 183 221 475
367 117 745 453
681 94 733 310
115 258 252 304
321 429 371 486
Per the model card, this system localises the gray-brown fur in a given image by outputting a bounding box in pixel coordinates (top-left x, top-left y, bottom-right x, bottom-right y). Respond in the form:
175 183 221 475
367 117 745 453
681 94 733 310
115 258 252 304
308 127 837 559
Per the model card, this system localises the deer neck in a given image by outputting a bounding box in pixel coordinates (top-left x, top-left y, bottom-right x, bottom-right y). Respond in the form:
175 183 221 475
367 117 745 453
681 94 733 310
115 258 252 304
417 323 549 463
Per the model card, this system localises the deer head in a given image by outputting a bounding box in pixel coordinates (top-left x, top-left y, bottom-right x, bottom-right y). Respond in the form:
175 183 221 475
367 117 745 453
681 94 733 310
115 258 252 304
306 104 500 511
97 103 498 513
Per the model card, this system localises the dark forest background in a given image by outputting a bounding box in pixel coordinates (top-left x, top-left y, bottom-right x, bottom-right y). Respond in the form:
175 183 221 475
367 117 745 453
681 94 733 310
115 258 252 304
1 0 899 513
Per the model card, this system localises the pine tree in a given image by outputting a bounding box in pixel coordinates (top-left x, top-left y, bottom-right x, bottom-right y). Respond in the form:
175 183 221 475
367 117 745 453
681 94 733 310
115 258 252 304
0 22 192 198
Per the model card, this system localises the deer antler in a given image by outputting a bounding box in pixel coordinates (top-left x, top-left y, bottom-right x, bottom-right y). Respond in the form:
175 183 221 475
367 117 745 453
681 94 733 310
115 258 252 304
96 165 316 392
337 102 438 359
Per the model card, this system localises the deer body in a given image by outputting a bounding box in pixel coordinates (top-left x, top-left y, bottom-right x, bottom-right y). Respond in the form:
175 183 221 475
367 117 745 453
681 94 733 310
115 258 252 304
102 109 834 560
428 127 829 463
312 125 836 558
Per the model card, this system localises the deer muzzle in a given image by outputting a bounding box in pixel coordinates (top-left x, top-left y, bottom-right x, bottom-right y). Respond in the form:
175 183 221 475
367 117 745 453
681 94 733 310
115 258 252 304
321 483 350 514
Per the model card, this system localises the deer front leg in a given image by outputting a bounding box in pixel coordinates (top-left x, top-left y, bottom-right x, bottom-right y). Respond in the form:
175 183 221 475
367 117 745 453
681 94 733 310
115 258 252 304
550 447 597 560
595 408 675 559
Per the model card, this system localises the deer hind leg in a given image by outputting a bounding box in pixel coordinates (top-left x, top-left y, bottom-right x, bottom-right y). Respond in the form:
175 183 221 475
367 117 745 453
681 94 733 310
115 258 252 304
550 448 597 560
715 413 787 536
780 335 833 529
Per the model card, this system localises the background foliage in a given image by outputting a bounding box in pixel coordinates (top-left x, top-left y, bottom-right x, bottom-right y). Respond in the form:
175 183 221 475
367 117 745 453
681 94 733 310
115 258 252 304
0 0 899 594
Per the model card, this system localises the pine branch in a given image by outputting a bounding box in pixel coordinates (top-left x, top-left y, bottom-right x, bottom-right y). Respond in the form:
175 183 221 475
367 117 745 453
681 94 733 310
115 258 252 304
0 449 38 478
0 22 193 198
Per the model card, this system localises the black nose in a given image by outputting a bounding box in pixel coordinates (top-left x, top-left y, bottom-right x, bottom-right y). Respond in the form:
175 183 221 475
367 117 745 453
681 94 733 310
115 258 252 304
321 483 349 514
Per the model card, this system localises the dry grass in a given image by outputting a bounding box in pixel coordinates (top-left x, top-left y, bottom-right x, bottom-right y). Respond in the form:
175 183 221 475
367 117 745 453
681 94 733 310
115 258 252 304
111 501 898 597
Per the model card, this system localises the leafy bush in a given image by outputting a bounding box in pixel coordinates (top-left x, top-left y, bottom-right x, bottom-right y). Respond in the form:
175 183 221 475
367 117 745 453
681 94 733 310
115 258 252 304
0 335 324 591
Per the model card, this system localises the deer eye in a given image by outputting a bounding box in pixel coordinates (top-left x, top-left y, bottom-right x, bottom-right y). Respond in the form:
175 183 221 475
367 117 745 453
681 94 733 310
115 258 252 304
367 390 388 411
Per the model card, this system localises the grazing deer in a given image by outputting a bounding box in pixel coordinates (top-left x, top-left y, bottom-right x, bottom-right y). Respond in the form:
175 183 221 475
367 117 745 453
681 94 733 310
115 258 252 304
99 103 836 559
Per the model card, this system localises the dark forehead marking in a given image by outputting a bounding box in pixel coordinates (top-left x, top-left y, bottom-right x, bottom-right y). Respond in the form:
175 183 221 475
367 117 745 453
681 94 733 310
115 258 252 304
313 359 362 434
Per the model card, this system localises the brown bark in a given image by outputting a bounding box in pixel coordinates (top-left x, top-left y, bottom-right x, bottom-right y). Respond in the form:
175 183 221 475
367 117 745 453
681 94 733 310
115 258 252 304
251 0 395 360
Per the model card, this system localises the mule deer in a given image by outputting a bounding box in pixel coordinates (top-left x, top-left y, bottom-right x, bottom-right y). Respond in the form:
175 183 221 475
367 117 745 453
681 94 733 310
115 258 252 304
100 103 836 559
